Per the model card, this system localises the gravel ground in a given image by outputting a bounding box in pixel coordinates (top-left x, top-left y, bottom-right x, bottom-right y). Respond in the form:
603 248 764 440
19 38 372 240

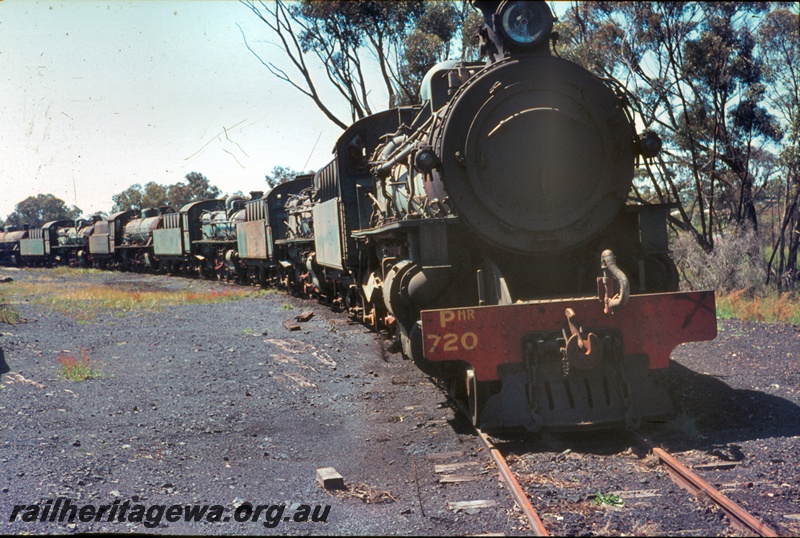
2 266 799 536
0 267 526 536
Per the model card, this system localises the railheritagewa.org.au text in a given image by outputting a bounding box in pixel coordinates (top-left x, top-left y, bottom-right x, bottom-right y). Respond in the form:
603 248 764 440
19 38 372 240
9 498 331 528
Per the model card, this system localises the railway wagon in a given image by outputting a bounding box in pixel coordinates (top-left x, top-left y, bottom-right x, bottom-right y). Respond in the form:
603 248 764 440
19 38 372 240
116 207 174 271
20 219 79 266
191 195 250 281
52 218 95 266
152 196 253 279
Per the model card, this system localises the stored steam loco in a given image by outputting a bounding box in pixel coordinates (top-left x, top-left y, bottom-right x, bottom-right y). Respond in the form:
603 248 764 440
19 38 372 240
2 1 717 431
236 176 315 290
2 218 96 267
19 218 95 266
0 225 29 265
282 0 717 430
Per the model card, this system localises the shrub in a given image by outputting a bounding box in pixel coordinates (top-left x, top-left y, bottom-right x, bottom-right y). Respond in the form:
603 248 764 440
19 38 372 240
671 227 767 293
717 289 800 324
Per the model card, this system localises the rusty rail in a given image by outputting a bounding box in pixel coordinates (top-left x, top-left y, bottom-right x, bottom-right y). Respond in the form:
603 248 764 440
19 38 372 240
653 447 777 537
476 429 549 536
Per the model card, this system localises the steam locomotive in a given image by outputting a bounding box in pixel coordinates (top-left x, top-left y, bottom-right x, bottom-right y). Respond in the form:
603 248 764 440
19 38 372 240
2 1 716 431
278 0 717 430
0 225 29 265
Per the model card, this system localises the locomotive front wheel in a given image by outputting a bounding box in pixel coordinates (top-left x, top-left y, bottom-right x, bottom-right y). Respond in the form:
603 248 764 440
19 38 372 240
466 367 479 427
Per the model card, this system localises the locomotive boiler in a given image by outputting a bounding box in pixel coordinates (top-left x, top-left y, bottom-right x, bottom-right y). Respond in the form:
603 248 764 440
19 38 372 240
117 207 174 270
304 0 716 430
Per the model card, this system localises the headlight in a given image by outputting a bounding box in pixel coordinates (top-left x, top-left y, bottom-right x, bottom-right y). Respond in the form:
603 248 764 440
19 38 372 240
636 131 662 158
415 147 438 172
496 1 553 49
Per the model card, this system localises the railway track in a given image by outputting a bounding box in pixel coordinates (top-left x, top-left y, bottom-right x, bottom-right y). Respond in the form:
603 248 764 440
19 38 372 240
471 425 778 536
643 440 777 537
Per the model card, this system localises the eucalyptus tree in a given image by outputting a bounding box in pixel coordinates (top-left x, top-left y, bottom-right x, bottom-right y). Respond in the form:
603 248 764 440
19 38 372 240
112 173 221 212
758 5 800 285
240 0 482 129
555 2 786 254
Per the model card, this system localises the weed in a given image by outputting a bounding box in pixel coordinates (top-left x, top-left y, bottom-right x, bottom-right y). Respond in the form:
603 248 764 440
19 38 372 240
593 492 624 508
243 328 254 335
280 303 294 311
662 412 703 439
0 302 20 324
57 348 101 382
49 266 102 277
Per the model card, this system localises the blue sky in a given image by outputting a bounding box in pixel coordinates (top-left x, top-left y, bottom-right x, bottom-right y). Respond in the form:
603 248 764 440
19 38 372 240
0 0 352 218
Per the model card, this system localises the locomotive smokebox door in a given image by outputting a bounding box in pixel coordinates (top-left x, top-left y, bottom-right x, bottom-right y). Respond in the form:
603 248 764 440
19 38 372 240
436 55 636 255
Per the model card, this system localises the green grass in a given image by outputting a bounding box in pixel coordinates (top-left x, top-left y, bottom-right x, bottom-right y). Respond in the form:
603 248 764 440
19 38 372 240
280 303 294 311
57 348 102 382
762 244 799 266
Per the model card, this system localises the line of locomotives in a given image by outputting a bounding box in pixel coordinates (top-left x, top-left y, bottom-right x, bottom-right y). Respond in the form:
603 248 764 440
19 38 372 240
1 1 717 432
